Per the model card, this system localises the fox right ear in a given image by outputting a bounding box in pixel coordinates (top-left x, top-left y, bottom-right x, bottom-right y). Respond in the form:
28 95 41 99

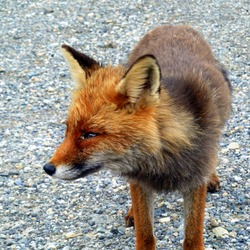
116 55 161 107
61 44 100 90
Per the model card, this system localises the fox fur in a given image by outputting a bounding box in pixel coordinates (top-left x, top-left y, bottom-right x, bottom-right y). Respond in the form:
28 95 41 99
44 25 231 250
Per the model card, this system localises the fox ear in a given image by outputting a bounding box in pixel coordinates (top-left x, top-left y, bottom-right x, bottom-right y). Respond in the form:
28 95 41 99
116 55 161 106
61 44 100 90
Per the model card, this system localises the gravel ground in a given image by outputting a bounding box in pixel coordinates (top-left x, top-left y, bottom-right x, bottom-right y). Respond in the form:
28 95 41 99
0 0 249 249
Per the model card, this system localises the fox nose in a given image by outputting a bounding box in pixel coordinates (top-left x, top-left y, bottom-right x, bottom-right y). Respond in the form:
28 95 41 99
43 163 56 176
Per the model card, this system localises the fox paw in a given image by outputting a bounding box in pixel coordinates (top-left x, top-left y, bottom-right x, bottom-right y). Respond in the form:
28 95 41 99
125 207 134 227
207 174 221 193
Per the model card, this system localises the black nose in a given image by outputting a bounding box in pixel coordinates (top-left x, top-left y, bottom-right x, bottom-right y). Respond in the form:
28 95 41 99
43 163 56 176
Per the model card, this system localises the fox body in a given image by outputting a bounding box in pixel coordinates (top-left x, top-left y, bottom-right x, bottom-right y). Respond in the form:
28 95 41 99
44 26 231 250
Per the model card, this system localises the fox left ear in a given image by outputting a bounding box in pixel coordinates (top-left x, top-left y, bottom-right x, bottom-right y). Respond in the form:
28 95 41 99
116 55 161 107
61 44 101 90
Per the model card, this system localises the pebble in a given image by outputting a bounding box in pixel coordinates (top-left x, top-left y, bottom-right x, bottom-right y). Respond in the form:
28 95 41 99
65 232 83 239
46 208 54 214
62 247 70 250
210 218 219 227
0 234 7 239
212 227 229 238
159 217 171 223
227 142 240 150
46 243 57 249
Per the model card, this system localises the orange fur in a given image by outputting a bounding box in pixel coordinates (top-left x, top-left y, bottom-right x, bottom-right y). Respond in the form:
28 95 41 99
129 182 156 250
183 184 207 250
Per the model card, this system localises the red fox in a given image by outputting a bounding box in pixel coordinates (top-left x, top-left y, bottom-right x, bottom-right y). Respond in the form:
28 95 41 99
44 25 231 250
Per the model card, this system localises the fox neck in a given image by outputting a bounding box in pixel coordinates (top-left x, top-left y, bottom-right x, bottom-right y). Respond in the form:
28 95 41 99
122 88 199 173
122 89 202 191
156 88 199 158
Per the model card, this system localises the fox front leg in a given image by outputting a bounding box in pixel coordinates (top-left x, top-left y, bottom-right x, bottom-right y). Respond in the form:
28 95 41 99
182 184 207 250
125 205 134 227
207 172 221 193
128 182 156 250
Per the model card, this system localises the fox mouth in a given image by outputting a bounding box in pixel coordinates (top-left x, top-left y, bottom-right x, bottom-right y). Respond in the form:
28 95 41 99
73 163 102 179
43 163 102 180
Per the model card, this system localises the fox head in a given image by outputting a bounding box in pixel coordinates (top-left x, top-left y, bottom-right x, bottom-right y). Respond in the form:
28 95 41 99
43 45 162 180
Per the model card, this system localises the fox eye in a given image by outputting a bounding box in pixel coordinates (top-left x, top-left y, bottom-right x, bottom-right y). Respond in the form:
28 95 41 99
80 132 98 140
